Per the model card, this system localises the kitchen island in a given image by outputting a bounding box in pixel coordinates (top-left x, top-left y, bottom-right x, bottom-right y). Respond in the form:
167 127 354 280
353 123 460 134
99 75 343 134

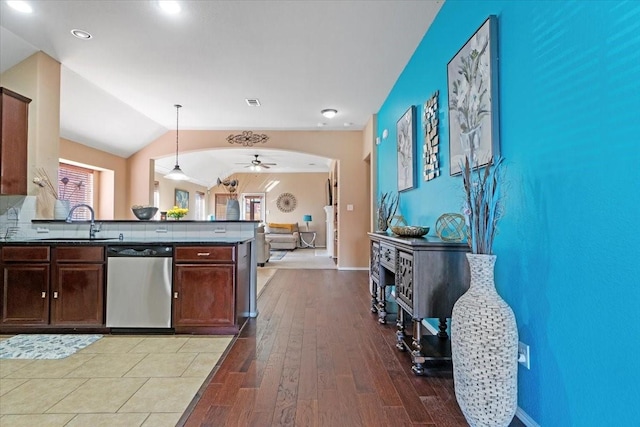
0 219 258 335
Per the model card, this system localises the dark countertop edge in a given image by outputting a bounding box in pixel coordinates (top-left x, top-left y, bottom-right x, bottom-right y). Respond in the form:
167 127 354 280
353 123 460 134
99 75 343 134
31 220 261 224
1 238 254 246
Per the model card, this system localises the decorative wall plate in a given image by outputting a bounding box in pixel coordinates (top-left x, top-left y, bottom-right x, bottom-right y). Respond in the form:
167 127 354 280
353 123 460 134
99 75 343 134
276 192 297 212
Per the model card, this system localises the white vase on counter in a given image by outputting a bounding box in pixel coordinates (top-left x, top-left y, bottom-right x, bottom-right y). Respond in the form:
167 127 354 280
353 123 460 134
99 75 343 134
54 199 71 220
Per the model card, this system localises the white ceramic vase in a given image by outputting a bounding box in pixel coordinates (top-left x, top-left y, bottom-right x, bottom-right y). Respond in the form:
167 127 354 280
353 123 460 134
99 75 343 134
226 199 240 221
54 199 71 220
451 253 518 427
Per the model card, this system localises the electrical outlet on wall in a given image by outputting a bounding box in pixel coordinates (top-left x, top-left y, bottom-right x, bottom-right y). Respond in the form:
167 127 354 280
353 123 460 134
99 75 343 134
518 341 530 369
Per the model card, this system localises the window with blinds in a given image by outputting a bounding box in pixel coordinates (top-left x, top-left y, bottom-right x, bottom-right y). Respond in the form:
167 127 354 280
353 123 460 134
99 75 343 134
58 163 94 220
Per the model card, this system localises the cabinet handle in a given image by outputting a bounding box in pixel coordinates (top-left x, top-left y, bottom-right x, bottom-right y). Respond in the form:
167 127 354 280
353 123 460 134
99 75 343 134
53 291 58 299
174 292 178 299
41 291 46 299
197 252 210 256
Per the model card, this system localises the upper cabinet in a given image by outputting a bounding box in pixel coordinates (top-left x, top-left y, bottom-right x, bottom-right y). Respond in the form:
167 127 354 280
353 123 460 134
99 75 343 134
0 87 32 195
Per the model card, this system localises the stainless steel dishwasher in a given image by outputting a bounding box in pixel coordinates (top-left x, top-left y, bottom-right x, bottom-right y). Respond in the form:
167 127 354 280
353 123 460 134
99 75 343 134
106 245 173 329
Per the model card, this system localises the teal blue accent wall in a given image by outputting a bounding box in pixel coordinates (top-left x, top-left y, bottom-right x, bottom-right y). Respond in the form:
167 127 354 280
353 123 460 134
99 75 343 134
376 1 640 425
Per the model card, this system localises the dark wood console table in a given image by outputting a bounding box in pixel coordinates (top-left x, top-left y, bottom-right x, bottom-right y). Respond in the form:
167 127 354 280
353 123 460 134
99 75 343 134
368 233 470 375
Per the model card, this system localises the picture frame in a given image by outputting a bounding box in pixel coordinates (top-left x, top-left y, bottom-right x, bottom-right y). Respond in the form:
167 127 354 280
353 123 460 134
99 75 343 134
175 189 189 209
447 15 500 176
397 105 416 192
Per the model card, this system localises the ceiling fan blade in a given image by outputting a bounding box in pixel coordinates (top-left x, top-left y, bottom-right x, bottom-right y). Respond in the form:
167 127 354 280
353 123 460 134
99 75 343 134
263 163 277 166
261 164 271 169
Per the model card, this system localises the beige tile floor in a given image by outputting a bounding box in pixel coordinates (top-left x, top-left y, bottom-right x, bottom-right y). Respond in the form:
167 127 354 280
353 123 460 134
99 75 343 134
0 335 233 427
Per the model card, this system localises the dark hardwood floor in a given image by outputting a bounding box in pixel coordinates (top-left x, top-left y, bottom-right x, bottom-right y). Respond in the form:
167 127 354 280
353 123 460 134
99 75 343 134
180 269 525 427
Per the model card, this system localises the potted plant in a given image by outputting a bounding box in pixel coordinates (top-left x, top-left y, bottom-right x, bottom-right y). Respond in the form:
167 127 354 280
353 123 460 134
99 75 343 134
450 148 518 427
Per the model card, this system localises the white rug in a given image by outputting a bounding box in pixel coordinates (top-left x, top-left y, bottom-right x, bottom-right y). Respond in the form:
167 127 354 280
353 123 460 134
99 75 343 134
0 334 102 359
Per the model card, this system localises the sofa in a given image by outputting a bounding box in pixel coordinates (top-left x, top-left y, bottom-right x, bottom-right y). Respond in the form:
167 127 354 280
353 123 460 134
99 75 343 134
255 225 271 267
264 222 299 250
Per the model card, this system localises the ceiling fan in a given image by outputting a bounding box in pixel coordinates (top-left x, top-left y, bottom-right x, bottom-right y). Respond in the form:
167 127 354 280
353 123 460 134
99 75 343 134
237 154 277 170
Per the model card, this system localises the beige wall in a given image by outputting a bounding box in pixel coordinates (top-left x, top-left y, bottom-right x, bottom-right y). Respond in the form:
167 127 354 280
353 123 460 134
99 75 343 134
153 172 207 220
1 52 61 218
128 130 370 268
210 172 330 247
59 138 128 219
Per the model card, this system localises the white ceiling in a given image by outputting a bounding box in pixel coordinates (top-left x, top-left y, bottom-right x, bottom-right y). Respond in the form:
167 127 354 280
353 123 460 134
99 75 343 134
0 0 443 187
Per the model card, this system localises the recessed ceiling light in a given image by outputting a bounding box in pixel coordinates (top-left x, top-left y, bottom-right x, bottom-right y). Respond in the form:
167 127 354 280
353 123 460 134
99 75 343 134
321 109 338 119
7 1 32 13
71 29 92 39
343 122 353 127
158 0 181 14
317 122 327 127
246 98 261 107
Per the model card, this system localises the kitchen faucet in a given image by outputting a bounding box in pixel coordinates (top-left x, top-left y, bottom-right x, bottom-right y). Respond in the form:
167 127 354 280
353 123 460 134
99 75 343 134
66 204 101 239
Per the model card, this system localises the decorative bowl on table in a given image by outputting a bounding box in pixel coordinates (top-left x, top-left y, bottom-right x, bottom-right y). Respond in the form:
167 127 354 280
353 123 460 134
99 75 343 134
390 225 430 237
131 206 158 220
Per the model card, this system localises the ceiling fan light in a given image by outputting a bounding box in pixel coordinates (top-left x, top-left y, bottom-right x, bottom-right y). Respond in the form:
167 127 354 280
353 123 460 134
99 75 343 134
321 109 337 119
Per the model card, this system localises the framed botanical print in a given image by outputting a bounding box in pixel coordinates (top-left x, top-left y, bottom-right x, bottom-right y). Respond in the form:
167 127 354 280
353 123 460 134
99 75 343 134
175 188 189 209
397 105 416 192
447 15 501 175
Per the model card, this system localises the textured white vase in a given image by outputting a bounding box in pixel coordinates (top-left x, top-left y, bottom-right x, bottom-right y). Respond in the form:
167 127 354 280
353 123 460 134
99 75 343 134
451 254 518 427
54 199 71 220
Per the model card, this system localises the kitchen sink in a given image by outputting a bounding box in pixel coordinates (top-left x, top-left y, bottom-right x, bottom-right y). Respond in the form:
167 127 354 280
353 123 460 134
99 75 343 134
34 237 119 241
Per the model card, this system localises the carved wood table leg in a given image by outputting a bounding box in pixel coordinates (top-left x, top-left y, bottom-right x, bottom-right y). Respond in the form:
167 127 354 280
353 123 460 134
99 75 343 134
370 279 378 313
396 307 406 351
410 318 425 375
377 285 387 324
438 317 449 338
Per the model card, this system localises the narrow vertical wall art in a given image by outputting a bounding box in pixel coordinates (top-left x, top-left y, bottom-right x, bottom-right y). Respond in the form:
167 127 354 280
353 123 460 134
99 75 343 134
423 91 440 181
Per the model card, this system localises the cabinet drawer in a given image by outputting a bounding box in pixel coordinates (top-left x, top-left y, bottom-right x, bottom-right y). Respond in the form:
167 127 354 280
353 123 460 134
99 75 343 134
379 243 396 271
1 246 50 262
55 246 105 262
175 246 235 263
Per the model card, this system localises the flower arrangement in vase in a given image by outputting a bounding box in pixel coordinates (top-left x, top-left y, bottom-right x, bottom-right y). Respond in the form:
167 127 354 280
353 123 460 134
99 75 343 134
33 168 84 219
167 206 188 220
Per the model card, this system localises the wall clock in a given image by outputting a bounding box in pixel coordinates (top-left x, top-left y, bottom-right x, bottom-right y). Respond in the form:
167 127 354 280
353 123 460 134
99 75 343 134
276 192 297 212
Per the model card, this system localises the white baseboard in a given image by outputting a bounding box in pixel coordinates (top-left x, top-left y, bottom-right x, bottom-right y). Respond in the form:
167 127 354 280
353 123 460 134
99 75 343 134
421 318 439 335
337 267 369 271
516 407 540 427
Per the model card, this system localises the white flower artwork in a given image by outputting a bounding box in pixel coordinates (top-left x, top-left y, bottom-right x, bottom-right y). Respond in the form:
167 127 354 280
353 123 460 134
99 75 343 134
447 16 501 175
397 105 416 192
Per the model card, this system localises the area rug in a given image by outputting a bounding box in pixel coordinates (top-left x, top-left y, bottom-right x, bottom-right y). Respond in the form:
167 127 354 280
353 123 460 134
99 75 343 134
0 334 102 360
269 250 288 261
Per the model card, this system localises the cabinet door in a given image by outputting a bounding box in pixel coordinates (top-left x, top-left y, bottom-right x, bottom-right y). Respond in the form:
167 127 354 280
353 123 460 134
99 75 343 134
0 88 31 195
173 264 234 327
52 263 104 325
1 264 49 325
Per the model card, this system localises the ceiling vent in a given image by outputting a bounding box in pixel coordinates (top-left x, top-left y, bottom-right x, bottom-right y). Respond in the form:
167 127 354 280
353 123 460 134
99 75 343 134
245 98 261 107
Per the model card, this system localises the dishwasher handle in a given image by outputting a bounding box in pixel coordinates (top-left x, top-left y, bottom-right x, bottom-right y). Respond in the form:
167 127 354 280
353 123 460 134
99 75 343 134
107 246 173 257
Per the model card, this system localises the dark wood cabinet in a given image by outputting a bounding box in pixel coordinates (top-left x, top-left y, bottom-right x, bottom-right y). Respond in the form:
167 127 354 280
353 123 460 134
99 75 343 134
174 264 234 327
173 244 249 334
368 233 470 375
1 246 50 325
1 245 105 331
0 87 31 195
52 246 105 326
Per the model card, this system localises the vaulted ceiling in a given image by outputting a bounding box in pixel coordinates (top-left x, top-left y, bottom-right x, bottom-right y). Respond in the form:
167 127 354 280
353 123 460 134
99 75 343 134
1 0 442 185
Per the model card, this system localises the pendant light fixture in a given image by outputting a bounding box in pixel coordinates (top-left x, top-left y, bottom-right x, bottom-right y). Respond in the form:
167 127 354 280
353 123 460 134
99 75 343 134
165 104 188 180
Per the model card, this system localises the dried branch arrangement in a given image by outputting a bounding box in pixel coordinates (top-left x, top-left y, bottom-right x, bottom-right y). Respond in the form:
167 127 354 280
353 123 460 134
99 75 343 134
376 191 399 232
461 147 504 254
